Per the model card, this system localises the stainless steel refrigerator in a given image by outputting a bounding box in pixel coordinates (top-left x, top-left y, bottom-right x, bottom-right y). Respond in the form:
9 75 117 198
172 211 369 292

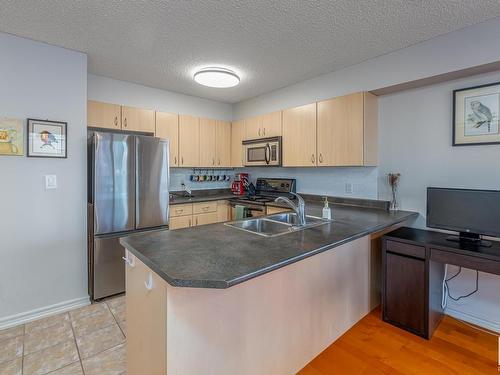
87 131 169 300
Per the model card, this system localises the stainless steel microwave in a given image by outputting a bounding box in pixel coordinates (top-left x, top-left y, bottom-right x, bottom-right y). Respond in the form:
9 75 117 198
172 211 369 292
242 136 282 166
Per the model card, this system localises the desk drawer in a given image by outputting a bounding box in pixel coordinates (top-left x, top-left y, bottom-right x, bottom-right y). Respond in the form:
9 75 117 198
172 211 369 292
170 204 193 217
386 240 425 259
193 201 217 214
430 248 500 276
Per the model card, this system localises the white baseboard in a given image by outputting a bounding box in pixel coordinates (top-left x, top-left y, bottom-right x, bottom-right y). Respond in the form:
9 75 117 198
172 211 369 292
445 307 500 334
0 296 90 330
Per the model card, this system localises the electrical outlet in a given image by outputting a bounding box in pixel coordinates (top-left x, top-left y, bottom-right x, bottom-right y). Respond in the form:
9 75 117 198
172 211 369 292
45 175 57 189
345 182 353 194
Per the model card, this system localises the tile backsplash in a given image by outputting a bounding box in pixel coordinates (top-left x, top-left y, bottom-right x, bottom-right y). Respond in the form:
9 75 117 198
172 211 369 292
170 166 378 199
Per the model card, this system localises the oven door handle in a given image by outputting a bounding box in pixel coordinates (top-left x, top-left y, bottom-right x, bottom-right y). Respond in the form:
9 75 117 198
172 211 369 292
265 144 271 165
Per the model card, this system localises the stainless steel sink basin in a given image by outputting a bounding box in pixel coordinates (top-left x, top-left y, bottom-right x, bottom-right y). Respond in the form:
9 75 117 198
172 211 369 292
226 218 292 237
224 213 331 237
266 212 327 226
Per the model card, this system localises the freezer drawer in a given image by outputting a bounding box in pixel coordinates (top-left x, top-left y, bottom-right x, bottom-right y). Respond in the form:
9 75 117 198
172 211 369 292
93 235 126 300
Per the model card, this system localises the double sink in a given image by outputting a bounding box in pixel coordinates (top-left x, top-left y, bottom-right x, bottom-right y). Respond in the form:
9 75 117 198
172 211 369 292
225 212 331 237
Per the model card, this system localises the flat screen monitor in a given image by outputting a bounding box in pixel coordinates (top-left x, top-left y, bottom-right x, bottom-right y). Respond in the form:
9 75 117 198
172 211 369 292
427 187 500 239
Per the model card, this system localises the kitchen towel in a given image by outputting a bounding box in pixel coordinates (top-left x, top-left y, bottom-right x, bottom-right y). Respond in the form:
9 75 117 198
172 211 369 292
235 205 246 220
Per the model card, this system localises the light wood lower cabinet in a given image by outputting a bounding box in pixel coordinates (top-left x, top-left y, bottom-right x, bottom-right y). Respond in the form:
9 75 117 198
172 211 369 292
193 212 218 226
216 200 230 222
169 215 193 230
266 206 292 215
125 251 167 375
169 200 229 230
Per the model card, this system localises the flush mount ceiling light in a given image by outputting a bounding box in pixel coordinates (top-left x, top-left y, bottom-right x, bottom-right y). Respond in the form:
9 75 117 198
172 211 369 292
193 67 240 88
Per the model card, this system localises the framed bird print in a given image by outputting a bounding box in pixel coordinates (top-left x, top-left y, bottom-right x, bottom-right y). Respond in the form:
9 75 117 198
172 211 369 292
27 119 67 158
453 82 500 146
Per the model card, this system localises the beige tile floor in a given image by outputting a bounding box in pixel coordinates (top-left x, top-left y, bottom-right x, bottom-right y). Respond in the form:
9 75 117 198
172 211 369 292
0 295 126 375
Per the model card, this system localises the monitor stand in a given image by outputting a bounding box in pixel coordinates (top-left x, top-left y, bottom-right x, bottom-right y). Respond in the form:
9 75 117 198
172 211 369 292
446 232 492 248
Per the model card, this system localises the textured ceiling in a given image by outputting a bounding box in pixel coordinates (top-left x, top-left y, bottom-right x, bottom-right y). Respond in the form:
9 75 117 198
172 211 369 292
1 1 500 103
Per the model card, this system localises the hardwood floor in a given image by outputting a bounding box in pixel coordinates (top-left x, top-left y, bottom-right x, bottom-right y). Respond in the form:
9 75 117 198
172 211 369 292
299 309 498 375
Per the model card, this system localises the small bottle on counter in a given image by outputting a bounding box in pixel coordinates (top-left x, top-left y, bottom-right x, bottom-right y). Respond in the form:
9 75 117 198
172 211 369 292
322 197 332 220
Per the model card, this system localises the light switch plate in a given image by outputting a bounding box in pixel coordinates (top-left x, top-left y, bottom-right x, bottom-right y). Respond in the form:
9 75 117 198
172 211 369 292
45 175 57 189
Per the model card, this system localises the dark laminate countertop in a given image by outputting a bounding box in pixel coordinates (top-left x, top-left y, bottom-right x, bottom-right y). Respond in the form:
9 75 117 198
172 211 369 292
120 203 418 289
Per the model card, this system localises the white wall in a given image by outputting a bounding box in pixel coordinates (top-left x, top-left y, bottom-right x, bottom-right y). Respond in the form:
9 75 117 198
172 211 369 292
88 74 233 121
241 167 378 199
0 33 88 325
233 16 500 119
378 70 500 332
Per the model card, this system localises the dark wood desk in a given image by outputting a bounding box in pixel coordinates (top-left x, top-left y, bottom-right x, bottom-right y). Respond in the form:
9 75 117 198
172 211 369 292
382 227 500 339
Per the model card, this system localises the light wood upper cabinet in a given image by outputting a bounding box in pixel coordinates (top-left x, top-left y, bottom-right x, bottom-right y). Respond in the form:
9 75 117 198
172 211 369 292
317 92 378 166
244 116 262 139
155 111 179 167
179 115 200 167
87 100 121 130
244 111 281 139
121 106 155 133
261 111 282 138
282 103 317 167
216 120 231 167
199 118 217 167
231 120 245 167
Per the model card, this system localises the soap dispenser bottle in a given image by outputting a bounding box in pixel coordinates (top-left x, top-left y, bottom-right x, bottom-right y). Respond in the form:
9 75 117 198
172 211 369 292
322 197 332 220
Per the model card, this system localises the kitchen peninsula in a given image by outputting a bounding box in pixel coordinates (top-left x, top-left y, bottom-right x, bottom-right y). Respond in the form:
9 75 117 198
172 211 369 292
120 200 417 375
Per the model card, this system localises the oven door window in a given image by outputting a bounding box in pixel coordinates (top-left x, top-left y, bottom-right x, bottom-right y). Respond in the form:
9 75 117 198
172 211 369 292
247 146 267 162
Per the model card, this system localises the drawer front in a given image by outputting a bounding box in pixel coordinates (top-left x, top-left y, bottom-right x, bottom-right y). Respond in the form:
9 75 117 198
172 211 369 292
386 240 425 259
430 248 500 276
169 204 193 217
193 201 217 214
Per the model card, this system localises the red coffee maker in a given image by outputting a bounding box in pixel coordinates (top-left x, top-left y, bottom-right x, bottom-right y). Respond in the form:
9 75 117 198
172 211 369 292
231 173 249 195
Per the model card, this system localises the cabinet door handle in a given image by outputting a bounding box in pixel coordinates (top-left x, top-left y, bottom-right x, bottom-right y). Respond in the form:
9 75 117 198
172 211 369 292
263 127 266 136
181 156 184 165
123 118 127 128
319 153 323 163
218 158 220 165
195 217 198 226
188 218 192 226
258 128 261 137
122 255 135 268
212 158 215 165
114 116 118 127
174 156 177 165
144 272 153 291
311 154 315 164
